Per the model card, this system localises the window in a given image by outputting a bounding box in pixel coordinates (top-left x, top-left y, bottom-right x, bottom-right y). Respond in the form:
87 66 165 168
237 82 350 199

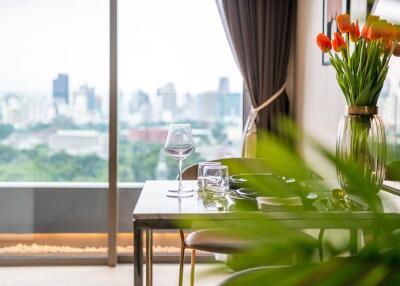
117 0 243 256
118 0 243 183
0 0 242 260
0 0 109 257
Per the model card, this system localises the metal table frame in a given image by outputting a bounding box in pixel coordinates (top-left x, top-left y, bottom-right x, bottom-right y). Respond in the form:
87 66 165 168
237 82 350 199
132 181 400 286
133 213 400 286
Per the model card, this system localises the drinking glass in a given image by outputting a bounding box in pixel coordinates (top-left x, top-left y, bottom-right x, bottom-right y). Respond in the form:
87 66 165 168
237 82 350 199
203 165 229 195
164 124 195 198
197 162 221 191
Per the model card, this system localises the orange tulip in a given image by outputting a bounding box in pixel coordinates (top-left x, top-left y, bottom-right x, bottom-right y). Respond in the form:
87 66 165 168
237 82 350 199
394 44 400 57
361 24 369 40
366 15 380 26
336 14 352 33
380 20 395 41
362 15 380 40
394 25 400 42
366 21 382 41
349 21 360 42
332 32 346 52
316 33 332 53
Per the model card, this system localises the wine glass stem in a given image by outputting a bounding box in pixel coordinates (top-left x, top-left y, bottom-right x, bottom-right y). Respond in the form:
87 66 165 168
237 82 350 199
178 159 183 193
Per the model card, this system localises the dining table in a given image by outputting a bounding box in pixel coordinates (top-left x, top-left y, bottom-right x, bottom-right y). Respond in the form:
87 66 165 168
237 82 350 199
132 180 400 286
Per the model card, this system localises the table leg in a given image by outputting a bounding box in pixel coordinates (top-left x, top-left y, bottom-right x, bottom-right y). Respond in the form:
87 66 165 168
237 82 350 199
134 224 143 286
146 229 153 286
349 229 358 255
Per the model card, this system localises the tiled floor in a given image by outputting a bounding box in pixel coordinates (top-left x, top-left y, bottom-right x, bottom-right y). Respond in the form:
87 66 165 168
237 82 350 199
0 263 230 286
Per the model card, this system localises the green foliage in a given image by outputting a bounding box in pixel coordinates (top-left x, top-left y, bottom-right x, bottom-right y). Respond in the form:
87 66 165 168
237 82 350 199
0 139 205 182
0 124 14 140
0 144 107 182
329 39 395 106
212 122 228 142
188 121 400 285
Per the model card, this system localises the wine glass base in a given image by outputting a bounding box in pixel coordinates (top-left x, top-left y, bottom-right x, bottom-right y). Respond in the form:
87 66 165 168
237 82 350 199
168 188 194 193
166 193 194 198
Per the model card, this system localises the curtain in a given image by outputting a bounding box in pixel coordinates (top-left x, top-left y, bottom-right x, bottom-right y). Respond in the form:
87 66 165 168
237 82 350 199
217 0 295 155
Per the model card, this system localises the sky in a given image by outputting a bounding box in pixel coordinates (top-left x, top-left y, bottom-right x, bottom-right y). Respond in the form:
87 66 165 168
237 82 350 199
0 0 242 95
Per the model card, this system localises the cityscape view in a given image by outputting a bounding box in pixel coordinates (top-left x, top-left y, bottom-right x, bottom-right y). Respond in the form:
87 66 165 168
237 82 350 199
0 0 244 183
0 75 242 182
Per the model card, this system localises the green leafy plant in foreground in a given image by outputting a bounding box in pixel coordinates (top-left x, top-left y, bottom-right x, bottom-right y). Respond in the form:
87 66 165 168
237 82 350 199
183 120 400 285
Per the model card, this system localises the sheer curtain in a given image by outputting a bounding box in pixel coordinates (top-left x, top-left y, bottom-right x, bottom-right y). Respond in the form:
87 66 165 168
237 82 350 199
216 0 295 156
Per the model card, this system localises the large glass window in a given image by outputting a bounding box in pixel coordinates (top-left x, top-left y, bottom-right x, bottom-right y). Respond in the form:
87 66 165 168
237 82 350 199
118 0 243 183
0 0 243 260
0 0 109 257
117 0 243 256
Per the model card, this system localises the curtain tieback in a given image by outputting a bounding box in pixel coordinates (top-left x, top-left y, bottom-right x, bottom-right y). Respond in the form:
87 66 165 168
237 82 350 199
242 83 286 157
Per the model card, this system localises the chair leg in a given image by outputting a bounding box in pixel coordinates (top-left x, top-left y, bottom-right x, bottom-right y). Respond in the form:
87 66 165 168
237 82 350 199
190 249 196 286
179 244 185 286
318 229 325 262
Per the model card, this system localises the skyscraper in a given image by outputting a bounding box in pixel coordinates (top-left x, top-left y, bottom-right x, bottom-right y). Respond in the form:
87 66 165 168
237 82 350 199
157 82 177 114
52 74 69 104
218 77 230 94
77 84 96 112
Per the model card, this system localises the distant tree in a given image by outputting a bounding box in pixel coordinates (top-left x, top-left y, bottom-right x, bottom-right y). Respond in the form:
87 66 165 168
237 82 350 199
0 124 14 140
0 145 18 162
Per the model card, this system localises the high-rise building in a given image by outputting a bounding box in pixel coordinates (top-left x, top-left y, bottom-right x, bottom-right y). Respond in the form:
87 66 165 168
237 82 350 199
52 74 69 104
218 77 230 94
157 82 177 114
130 90 150 113
217 77 242 118
78 84 96 111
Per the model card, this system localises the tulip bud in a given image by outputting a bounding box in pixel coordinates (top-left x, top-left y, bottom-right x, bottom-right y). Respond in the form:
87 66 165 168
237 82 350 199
316 33 332 53
350 21 360 42
366 21 382 41
336 14 352 33
362 15 380 41
380 20 394 41
332 32 347 52
366 15 380 26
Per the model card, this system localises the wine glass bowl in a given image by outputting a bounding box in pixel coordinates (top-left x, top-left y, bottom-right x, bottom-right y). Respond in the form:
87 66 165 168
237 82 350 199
164 124 195 198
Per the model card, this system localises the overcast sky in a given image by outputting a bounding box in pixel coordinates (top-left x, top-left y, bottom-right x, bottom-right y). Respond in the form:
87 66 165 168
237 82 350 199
0 0 242 95
1 0 399 97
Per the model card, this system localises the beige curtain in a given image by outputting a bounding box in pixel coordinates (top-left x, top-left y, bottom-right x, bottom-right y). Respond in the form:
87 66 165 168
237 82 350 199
216 0 295 157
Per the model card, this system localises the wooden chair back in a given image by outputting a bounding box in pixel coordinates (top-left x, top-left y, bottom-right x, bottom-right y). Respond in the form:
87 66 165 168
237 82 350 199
386 161 400 181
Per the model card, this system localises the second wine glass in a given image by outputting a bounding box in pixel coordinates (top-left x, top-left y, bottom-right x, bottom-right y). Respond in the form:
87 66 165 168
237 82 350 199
164 124 195 198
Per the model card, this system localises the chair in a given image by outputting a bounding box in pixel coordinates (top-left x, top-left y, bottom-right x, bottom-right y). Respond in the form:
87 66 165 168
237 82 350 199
177 158 320 286
386 160 400 181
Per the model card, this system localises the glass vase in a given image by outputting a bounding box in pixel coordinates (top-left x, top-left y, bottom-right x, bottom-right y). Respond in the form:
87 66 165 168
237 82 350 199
336 106 386 192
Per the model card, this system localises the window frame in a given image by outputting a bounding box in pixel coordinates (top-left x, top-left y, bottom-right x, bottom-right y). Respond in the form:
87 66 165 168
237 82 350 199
0 0 245 266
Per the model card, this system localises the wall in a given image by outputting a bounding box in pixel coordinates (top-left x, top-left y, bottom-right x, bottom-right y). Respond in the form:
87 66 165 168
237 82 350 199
295 0 346 148
0 184 141 232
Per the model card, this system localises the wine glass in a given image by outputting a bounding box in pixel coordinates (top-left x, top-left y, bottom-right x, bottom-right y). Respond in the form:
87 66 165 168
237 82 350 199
164 124 195 198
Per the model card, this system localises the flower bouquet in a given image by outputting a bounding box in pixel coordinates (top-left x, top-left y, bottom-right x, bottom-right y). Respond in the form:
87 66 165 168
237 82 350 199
316 14 400 191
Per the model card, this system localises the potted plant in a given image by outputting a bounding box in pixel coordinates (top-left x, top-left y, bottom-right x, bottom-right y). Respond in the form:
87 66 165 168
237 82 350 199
316 14 400 191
